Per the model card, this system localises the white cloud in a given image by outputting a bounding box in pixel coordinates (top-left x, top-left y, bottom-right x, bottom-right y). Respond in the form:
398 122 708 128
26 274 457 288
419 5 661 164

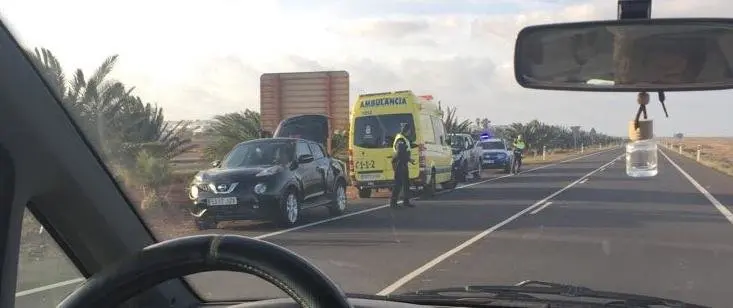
2 0 733 136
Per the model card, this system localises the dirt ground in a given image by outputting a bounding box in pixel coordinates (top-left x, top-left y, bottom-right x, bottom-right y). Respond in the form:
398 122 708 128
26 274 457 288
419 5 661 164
660 137 733 176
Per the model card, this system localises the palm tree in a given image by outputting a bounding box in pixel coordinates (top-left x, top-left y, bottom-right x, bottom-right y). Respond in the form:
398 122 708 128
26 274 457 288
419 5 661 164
26 47 194 209
26 48 66 98
204 110 262 160
438 102 472 134
27 47 192 163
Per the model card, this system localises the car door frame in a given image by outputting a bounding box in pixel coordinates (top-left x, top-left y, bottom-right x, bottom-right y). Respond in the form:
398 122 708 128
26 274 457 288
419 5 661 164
308 141 332 196
295 140 322 201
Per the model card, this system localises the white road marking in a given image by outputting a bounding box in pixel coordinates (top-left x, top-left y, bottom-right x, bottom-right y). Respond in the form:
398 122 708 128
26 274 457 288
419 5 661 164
256 147 616 240
15 278 84 297
529 201 553 215
660 150 733 225
17 148 619 296
579 178 589 184
376 155 621 296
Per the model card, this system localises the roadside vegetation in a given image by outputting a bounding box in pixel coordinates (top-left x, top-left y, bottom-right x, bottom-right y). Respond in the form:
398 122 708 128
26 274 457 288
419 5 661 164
661 137 733 176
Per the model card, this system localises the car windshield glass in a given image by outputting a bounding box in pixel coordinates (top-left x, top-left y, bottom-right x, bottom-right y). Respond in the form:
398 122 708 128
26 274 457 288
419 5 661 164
481 141 505 150
221 142 293 168
449 135 466 148
5 2 733 308
353 114 416 148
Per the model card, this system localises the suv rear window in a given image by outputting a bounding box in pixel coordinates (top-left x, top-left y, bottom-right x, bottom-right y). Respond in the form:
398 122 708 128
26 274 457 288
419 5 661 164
354 114 416 148
274 115 328 147
480 141 505 150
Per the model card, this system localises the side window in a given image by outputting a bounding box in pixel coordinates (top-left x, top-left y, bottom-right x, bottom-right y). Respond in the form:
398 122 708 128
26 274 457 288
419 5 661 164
308 143 325 159
296 142 311 158
16 208 84 307
420 115 436 144
431 117 446 145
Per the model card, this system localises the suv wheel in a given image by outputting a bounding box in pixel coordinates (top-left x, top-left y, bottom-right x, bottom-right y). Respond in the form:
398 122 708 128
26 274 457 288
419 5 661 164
456 162 467 182
278 190 300 226
329 180 348 216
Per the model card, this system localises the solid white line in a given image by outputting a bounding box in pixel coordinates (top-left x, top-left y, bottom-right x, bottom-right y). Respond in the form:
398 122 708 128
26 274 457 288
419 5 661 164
256 147 617 240
375 154 621 296
22 147 620 295
659 150 733 225
579 178 589 184
529 201 553 215
15 278 84 297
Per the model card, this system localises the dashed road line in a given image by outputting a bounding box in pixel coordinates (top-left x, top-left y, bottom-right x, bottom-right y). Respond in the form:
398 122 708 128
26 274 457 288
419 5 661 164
376 154 621 295
529 201 553 215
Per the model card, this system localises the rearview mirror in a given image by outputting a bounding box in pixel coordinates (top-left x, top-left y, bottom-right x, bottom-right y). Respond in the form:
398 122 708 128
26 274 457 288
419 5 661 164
211 160 221 168
514 18 733 92
298 154 314 163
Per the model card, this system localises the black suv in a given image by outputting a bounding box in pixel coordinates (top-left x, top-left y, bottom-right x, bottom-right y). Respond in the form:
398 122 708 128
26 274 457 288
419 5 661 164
189 138 348 229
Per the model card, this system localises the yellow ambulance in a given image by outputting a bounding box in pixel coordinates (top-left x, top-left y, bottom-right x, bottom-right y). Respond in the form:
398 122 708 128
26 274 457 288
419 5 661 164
348 90 455 198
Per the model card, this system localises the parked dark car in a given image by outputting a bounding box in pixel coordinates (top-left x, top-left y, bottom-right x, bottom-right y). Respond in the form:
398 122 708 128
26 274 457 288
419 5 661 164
188 138 348 229
448 133 482 182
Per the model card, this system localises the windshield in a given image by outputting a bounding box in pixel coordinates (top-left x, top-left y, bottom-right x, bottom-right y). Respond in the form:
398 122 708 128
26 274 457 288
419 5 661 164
7 1 733 308
480 141 506 150
221 142 294 168
354 114 416 148
449 135 466 149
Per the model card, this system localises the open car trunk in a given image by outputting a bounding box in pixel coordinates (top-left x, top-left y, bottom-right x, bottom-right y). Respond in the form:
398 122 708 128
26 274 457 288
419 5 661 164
273 114 330 151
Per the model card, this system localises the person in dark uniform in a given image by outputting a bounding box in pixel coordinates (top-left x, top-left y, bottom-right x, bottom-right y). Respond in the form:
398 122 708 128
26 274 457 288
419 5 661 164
390 124 415 208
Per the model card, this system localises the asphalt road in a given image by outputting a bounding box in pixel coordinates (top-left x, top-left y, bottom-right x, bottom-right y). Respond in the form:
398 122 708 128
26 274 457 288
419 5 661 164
16 147 733 307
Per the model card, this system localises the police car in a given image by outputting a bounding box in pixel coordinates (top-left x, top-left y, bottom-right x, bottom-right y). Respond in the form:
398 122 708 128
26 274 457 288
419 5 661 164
477 134 513 173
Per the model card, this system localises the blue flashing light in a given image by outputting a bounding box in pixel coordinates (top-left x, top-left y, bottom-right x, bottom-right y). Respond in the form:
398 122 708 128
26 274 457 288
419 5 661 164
480 132 491 140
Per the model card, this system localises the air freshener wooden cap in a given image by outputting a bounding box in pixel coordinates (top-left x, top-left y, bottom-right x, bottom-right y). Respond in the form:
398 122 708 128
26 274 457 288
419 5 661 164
628 119 653 141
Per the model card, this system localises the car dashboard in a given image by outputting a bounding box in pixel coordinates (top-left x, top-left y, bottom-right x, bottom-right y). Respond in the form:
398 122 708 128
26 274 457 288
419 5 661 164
200 298 467 308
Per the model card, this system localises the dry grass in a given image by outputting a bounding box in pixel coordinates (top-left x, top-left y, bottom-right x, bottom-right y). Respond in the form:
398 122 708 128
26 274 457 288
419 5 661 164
659 137 733 177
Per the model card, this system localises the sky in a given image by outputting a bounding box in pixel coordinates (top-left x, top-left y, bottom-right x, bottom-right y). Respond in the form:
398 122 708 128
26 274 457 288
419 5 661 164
1 0 732 136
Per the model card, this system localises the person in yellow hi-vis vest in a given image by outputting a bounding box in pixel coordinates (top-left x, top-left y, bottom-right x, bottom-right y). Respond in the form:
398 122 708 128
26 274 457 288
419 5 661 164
512 135 526 173
390 124 415 208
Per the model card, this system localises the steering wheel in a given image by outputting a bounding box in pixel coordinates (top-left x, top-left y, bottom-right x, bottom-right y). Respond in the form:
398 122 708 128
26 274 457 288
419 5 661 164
57 234 351 308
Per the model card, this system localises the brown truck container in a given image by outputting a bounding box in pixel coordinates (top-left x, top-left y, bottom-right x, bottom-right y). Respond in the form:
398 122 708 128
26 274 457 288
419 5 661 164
260 71 350 153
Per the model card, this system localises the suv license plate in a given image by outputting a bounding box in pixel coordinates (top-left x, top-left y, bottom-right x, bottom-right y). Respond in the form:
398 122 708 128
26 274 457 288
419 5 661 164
208 197 237 206
360 174 381 181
